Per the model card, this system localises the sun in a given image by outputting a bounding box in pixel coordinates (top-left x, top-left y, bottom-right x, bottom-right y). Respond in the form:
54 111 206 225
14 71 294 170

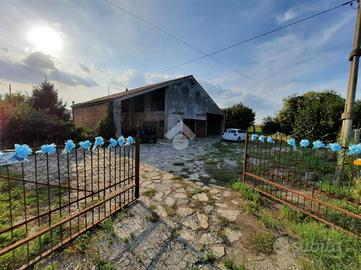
27 26 63 54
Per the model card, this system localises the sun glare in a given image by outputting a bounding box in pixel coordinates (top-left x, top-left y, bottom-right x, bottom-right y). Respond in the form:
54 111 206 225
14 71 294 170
28 26 63 54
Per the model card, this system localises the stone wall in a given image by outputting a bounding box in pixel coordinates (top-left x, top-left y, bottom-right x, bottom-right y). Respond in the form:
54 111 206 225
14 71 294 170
165 79 224 135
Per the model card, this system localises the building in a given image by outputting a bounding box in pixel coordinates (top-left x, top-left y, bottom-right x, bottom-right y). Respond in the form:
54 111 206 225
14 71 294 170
72 75 224 138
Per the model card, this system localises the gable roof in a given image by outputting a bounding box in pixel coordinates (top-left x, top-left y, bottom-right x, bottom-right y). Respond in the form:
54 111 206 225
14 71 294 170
73 75 194 108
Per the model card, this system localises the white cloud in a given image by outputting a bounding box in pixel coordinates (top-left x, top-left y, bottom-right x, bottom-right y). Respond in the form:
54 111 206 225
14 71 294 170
276 8 297 23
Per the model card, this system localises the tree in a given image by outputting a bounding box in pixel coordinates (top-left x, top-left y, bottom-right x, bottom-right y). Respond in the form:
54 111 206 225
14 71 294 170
262 116 282 134
277 91 344 141
223 103 255 130
97 102 116 139
28 80 71 121
2 80 88 147
353 100 361 129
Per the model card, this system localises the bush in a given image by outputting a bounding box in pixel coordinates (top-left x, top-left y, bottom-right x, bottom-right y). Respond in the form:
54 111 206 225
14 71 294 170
97 102 116 139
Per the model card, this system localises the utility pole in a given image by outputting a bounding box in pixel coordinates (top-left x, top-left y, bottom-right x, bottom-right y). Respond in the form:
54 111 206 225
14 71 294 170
341 0 361 140
8 84 11 96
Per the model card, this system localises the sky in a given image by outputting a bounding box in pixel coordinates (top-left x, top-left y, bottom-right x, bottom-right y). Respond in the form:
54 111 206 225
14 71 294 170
0 0 360 123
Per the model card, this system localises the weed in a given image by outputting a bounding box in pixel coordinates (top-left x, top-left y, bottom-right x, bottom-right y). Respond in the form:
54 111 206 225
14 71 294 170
116 209 129 221
224 257 246 270
279 206 304 223
72 231 92 253
259 210 280 230
142 189 156 198
231 181 260 203
171 228 179 239
42 263 60 270
95 259 115 270
199 252 216 264
100 218 115 237
244 201 259 215
250 232 275 255
146 213 160 223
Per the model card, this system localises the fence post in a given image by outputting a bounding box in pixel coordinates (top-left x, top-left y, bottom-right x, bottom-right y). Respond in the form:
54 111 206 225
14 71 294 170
135 135 140 198
242 132 248 182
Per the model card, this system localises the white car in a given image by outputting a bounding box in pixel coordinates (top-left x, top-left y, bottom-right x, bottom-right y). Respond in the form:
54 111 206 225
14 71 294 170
222 128 246 142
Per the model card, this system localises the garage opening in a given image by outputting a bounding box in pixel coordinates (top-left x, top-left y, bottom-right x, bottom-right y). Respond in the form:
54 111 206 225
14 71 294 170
207 113 223 135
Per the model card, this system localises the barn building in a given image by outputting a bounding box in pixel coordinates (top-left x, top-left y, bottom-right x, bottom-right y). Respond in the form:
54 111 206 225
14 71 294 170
72 75 224 138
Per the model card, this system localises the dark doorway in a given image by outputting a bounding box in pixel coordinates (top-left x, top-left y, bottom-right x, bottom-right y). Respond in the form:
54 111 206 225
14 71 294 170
207 113 223 135
183 119 196 133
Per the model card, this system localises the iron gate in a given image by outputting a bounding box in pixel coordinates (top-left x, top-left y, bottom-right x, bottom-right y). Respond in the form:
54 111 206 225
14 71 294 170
0 139 140 269
242 134 361 238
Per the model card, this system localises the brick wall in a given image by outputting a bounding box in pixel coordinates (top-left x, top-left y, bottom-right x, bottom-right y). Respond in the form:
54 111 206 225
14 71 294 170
73 102 109 129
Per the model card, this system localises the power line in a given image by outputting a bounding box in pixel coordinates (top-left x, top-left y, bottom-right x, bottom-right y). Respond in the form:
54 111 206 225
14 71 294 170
159 0 357 73
101 0 254 80
101 0 356 89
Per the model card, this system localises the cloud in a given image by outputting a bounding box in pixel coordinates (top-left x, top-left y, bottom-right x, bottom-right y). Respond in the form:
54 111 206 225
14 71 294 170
23 51 55 69
276 8 297 23
79 63 91 73
48 69 98 87
0 51 98 87
144 72 183 84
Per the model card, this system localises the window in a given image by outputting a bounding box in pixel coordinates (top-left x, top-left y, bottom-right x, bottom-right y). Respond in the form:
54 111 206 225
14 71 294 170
150 89 165 111
133 95 144 112
121 100 129 113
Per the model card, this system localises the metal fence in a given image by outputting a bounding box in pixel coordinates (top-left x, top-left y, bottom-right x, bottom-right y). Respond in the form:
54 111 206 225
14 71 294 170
242 134 361 238
0 139 140 270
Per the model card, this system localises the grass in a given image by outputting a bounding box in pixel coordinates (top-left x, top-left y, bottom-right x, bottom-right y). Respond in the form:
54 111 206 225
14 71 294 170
142 189 156 198
231 182 261 203
224 257 246 270
95 259 115 270
259 209 280 230
250 232 275 255
279 206 361 270
201 141 244 185
100 218 116 237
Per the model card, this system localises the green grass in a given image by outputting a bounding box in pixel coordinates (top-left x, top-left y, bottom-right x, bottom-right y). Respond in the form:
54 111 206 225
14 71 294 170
231 181 260 203
224 257 246 270
250 232 275 255
259 209 280 230
100 218 116 237
95 259 115 270
279 206 361 270
142 189 156 198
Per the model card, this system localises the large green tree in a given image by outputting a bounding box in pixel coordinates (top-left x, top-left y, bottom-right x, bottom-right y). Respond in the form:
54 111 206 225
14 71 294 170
277 91 344 141
223 103 255 130
3 80 91 147
262 116 282 134
28 80 71 120
353 100 361 129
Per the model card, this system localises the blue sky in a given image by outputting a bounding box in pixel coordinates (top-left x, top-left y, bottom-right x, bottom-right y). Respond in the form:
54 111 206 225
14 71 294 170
0 0 359 123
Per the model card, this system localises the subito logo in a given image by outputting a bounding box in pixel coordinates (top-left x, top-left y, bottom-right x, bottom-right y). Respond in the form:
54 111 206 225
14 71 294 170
166 120 196 150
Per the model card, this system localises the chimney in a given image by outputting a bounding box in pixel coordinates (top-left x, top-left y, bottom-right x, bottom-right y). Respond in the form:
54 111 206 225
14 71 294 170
126 88 128 92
